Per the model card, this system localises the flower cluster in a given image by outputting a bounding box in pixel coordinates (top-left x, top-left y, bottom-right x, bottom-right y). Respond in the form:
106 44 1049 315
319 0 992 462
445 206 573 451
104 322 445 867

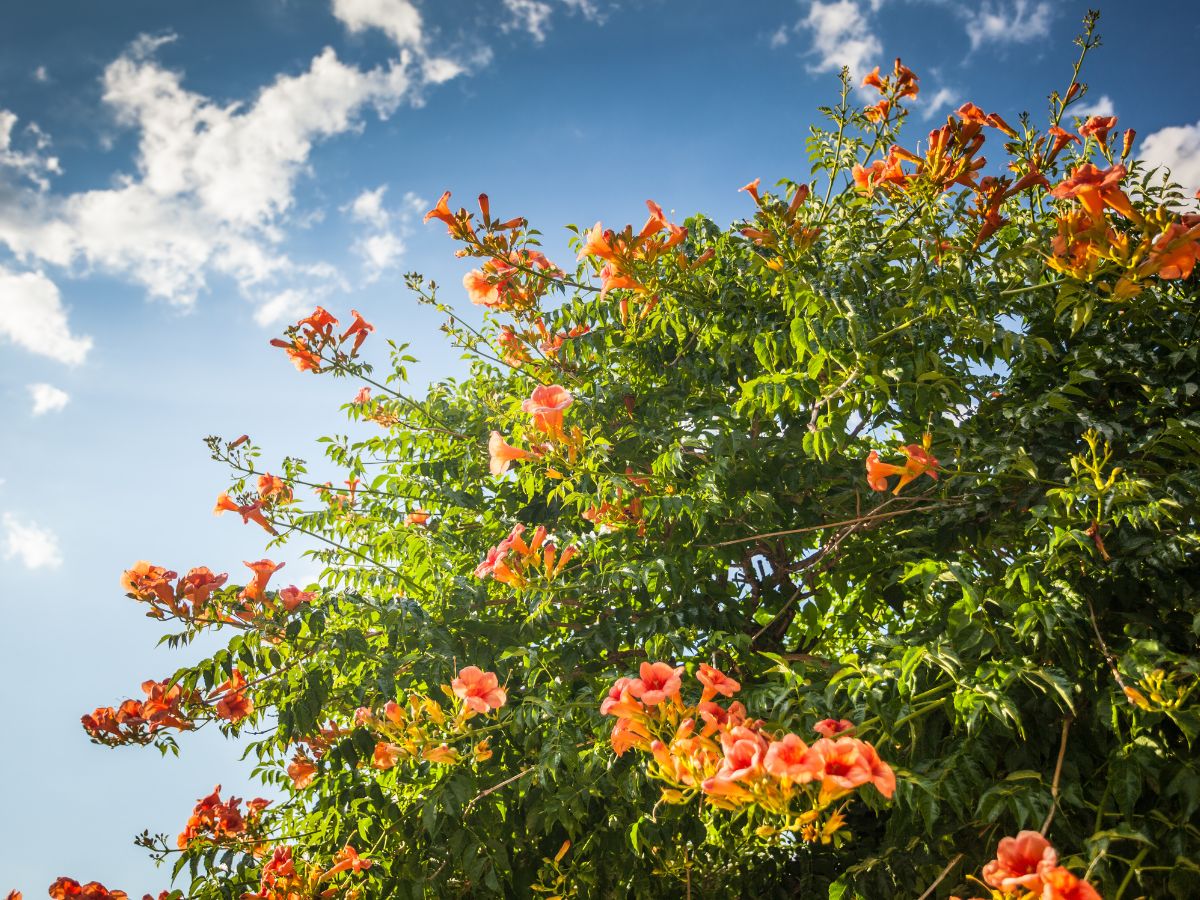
81 679 193 746
474 524 578 591
1047 155 1200 298
122 560 228 621
270 307 373 374
738 179 819 259
489 384 582 476
285 720 350 790
212 668 254 723
497 320 590 368
47 880 129 900
426 192 562 315
865 438 941 494
358 667 506 772
177 785 270 851
601 662 894 842
242 845 372 900
952 831 1102 900
860 57 920 122
577 199 687 319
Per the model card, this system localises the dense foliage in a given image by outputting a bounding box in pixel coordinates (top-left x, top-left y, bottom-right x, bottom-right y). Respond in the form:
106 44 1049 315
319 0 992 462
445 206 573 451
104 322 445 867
30 16 1200 900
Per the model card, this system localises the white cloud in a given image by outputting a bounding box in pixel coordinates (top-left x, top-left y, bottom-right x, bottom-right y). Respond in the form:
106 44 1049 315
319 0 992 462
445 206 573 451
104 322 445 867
254 289 320 327
503 0 555 42
0 110 62 190
344 186 423 281
28 383 70 415
0 266 92 364
32 65 49 83
801 1 882 80
920 86 960 122
2 512 63 570
1072 94 1115 119
0 34 447 327
1140 120 1200 200
769 26 790 49
331 0 425 47
963 1 1052 50
348 185 391 228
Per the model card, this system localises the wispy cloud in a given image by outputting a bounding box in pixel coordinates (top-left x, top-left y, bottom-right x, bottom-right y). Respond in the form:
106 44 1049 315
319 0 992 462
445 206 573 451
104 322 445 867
28 383 70 416
344 186 425 282
963 1 1052 51
2 512 64 570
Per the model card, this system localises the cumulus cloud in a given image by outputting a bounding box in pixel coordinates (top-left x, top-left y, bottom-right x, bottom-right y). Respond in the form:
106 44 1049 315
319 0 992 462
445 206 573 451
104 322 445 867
0 31 455 332
330 0 468 81
801 1 882 80
2 512 63 570
1072 94 1115 119
1140 120 1200 199
963 1 1052 50
0 266 92 364
28 383 70 415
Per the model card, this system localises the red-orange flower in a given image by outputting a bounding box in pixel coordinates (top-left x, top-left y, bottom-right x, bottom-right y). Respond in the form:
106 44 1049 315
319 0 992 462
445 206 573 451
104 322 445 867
372 741 401 770
214 492 277 535
325 845 373 878
1079 115 1118 145
1051 163 1137 220
404 508 431 526
240 559 284 603
866 444 940 494
48 880 128 900
451 666 507 714
521 384 573 437
1039 864 1103 900
257 474 292 505
277 585 315 612
813 718 855 738
212 669 254 722
341 309 373 354
811 736 872 796
981 830 1058 893
121 561 177 607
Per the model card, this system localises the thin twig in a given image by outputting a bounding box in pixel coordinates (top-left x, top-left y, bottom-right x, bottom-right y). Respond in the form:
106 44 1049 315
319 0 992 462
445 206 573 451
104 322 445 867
1040 715 1074 834
916 853 963 900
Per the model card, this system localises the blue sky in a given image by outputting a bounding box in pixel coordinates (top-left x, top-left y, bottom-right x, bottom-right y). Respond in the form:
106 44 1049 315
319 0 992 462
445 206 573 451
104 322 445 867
1 0 1197 892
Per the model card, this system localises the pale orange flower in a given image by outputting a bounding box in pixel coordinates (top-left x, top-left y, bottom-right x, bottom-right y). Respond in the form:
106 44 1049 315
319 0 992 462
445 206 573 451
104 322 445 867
763 733 823 784
451 666 507 713
697 664 740 699
287 753 317 789
813 718 855 738
627 661 683 706
521 384 573 437
981 831 1058 893
372 742 401 770
489 430 536 475
423 743 460 764
1079 115 1117 145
